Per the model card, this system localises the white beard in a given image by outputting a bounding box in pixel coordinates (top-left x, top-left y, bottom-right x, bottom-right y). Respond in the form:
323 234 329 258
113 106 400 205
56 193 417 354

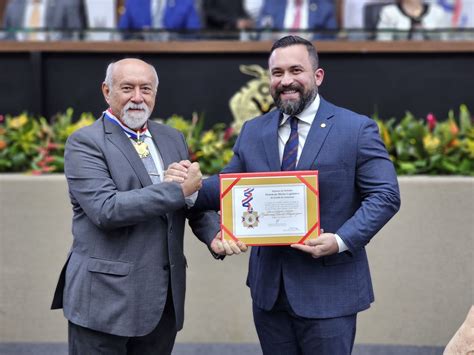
121 102 151 129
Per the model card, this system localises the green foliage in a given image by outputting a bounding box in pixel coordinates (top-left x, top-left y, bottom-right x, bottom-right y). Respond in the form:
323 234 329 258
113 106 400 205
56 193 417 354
1 106 472 176
163 113 236 175
374 105 474 175
0 109 95 174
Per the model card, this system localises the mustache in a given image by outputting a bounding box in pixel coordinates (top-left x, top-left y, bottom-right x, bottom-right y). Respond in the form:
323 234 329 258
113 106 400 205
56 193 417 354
275 84 303 96
124 102 148 111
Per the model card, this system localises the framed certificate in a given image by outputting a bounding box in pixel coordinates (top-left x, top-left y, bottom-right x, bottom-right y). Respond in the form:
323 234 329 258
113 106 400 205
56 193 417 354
220 171 319 246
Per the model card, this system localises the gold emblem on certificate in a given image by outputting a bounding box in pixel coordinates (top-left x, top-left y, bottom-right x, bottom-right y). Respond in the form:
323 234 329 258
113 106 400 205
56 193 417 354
242 210 259 228
134 141 150 158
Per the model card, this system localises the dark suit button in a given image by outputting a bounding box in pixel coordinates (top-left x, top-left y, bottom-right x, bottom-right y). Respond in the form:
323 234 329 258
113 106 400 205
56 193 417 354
163 264 170 270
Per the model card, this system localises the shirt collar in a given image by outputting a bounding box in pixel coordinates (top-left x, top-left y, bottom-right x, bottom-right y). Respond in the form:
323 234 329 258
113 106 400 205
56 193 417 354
279 94 320 127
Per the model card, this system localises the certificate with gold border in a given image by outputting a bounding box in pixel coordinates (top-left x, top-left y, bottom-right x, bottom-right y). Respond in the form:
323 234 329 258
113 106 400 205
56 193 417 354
219 171 319 246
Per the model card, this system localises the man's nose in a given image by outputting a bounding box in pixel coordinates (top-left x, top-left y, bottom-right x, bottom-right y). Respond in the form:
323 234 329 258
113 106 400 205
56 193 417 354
131 87 143 102
281 72 294 86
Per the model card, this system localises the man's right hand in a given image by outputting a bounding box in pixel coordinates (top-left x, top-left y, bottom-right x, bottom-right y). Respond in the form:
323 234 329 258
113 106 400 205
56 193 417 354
181 161 202 197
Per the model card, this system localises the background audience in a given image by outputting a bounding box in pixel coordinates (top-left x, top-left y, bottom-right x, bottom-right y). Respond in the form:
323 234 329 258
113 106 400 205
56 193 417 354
376 0 451 40
2 0 85 40
1 0 472 41
118 0 201 40
257 0 338 39
202 0 253 30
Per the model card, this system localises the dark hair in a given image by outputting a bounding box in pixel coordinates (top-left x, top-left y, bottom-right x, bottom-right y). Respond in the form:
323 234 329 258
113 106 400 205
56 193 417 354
270 35 319 70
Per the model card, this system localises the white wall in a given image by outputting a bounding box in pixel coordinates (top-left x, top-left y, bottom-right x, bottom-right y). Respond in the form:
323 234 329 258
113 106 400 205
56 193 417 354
0 175 472 346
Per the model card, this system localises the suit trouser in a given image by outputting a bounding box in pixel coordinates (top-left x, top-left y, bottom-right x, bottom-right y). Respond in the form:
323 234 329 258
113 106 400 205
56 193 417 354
68 285 177 355
252 282 357 355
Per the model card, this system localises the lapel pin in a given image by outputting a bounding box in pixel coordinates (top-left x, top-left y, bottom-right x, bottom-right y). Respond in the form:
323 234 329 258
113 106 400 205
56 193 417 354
320 123 326 128
310 3 318 12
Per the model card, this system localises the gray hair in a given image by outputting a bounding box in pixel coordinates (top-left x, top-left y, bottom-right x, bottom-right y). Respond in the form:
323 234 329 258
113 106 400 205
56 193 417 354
103 60 159 91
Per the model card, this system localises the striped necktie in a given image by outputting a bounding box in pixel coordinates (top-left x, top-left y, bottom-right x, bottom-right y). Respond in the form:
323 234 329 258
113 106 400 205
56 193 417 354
133 134 161 184
281 116 299 171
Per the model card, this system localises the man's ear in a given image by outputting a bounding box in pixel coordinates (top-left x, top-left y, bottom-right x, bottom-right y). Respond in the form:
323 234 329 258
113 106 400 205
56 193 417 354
315 68 325 87
102 82 111 103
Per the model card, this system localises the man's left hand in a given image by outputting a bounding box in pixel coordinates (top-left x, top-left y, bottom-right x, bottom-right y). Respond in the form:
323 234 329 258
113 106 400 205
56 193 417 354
290 233 339 258
210 232 248 256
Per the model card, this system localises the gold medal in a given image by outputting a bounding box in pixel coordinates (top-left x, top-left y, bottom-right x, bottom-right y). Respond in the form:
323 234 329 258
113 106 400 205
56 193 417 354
134 141 150 158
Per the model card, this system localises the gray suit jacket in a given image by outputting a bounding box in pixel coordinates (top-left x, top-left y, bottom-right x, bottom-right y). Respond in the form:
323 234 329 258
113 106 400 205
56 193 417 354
51 116 220 337
2 0 85 40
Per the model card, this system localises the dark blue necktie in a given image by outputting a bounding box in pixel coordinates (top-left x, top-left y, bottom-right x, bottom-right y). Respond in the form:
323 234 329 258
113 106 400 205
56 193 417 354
281 116 299 171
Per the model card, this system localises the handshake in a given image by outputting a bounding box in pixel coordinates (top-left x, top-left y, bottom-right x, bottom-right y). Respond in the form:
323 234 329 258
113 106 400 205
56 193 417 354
164 160 203 197
164 160 247 256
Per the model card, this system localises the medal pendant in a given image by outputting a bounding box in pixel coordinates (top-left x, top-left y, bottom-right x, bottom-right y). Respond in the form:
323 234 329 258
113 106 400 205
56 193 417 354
242 210 259 228
134 141 150 158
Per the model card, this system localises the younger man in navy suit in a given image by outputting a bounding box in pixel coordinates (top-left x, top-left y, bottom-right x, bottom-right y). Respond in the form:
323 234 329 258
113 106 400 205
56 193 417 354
175 35 401 354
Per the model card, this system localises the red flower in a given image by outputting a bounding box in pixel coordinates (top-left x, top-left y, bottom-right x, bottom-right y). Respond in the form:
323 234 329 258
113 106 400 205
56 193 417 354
426 113 437 132
224 127 234 142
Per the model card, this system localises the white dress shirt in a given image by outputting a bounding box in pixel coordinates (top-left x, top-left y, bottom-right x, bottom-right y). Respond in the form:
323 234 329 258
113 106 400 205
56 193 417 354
284 0 309 29
23 0 47 41
278 94 348 253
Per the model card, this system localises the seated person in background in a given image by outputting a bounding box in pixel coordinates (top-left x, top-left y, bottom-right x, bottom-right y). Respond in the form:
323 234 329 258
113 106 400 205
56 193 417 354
202 0 253 31
376 0 450 40
257 0 337 39
344 0 387 39
119 0 201 39
2 0 85 41
244 0 264 23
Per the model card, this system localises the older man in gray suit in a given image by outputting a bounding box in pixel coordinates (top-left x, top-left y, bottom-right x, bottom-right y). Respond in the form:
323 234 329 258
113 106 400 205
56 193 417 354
2 0 85 40
51 58 247 354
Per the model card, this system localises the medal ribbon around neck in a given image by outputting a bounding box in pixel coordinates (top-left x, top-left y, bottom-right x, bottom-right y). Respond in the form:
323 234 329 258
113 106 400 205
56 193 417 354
103 109 150 158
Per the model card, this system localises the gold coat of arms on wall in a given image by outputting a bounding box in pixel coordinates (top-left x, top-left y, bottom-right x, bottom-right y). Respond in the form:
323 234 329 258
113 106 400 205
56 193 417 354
229 65 275 133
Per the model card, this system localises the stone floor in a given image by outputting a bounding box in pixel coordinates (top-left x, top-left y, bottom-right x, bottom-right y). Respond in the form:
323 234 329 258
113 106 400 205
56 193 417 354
0 343 444 355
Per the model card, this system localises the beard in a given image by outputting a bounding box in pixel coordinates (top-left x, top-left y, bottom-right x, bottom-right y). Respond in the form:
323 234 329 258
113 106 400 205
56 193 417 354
272 83 318 116
121 102 151 129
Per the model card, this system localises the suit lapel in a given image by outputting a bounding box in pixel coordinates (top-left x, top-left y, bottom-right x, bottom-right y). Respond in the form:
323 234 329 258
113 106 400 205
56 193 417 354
103 117 152 187
262 110 282 171
297 97 335 170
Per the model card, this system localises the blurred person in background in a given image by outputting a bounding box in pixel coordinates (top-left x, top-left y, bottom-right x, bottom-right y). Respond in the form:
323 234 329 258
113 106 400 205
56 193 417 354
244 0 264 22
118 0 201 40
257 0 338 39
342 0 387 39
376 0 451 40
343 0 387 29
2 0 85 40
434 0 474 39
202 0 253 31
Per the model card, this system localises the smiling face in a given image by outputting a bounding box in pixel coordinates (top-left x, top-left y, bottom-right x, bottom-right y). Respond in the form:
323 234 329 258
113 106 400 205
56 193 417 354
269 44 324 116
102 58 158 129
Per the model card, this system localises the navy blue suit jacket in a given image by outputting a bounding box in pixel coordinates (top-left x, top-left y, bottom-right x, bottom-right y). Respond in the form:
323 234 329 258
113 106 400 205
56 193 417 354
119 0 200 30
195 97 400 318
258 0 337 34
